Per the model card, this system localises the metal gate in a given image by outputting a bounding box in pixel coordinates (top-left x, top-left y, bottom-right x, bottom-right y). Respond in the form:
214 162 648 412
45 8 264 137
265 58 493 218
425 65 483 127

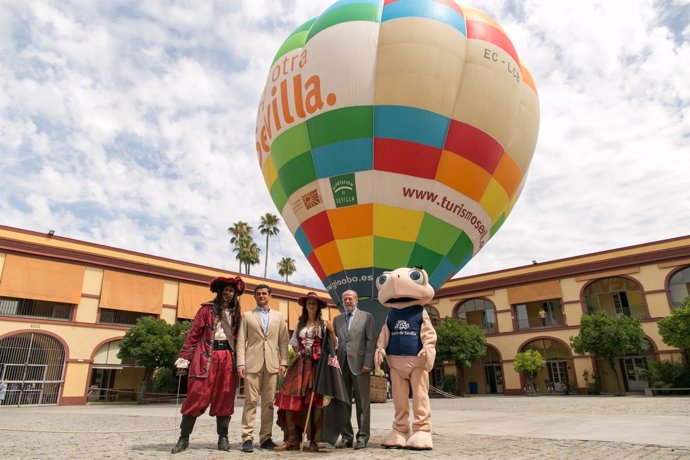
0 332 66 406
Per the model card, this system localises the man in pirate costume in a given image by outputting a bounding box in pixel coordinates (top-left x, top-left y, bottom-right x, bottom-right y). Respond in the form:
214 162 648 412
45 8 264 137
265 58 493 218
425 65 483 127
171 276 244 453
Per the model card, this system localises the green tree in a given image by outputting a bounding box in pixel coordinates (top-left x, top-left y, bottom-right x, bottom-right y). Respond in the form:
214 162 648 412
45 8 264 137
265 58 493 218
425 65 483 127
570 312 649 393
228 221 252 272
233 234 260 275
245 239 261 275
657 298 690 365
117 317 190 400
435 318 486 395
259 213 281 278
277 257 296 282
513 350 545 395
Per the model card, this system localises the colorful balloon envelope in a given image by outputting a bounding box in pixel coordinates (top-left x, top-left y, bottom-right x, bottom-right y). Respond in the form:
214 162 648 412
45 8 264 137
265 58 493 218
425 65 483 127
256 0 539 322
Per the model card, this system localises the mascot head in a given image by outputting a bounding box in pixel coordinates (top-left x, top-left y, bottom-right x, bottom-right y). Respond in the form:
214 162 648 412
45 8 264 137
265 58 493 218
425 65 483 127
376 267 435 308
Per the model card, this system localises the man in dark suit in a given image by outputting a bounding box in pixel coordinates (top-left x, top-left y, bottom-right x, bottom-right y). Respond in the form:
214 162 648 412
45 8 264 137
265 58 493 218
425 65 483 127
333 289 375 450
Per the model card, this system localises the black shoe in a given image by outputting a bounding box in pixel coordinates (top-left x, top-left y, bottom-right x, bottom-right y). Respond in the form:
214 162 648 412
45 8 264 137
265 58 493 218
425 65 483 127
335 439 352 448
218 436 230 451
241 440 254 453
260 438 278 449
171 437 189 454
354 440 366 450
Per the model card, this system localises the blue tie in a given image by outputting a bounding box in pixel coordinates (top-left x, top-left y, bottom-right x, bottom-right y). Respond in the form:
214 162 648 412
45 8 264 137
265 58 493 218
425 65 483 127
346 312 353 331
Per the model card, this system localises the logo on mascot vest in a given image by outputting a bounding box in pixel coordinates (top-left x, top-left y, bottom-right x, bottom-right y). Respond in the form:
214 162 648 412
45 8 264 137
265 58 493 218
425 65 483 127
394 320 410 331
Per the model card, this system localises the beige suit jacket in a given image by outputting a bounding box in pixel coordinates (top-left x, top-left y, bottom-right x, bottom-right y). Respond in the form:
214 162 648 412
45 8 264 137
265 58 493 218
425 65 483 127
236 307 289 374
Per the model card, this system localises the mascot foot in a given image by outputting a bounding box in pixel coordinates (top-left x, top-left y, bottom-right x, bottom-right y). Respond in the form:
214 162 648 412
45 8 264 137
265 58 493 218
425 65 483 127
406 430 433 450
381 429 409 449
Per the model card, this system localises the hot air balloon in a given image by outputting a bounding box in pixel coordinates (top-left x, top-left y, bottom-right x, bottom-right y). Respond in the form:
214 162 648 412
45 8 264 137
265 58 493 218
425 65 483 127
255 0 539 326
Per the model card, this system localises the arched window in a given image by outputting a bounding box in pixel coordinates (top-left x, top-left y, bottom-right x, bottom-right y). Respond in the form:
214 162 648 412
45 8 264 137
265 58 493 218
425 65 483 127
453 298 496 333
669 266 690 309
425 306 440 327
583 277 646 319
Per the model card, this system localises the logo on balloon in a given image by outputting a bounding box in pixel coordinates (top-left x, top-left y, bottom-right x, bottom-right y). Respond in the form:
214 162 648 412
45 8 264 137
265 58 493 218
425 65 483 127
330 174 358 208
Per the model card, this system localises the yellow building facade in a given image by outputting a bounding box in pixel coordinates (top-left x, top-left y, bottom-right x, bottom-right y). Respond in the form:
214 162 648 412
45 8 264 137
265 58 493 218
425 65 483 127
1 224 689 405
429 236 690 395
0 225 338 406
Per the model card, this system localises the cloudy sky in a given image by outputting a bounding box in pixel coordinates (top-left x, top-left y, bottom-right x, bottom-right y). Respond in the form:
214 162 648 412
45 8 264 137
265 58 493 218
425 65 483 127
1 0 689 290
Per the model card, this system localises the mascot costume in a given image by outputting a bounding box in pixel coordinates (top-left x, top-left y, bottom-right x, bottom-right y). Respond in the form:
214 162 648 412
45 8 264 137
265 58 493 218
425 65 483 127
375 267 437 450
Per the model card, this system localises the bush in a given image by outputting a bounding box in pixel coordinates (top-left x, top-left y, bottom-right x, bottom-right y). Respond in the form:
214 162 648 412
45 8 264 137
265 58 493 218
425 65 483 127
583 369 606 395
640 360 690 388
442 375 457 395
152 367 176 394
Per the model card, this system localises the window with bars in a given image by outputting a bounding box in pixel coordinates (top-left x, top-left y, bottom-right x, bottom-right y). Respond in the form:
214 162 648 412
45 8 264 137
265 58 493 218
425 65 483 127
98 308 155 325
0 297 73 321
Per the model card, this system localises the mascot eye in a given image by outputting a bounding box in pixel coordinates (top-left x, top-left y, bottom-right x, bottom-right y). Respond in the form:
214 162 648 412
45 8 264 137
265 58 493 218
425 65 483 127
409 269 424 285
376 274 390 289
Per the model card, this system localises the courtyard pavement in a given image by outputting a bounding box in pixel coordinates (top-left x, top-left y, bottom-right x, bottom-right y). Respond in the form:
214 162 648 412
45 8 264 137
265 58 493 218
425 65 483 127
1 395 690 459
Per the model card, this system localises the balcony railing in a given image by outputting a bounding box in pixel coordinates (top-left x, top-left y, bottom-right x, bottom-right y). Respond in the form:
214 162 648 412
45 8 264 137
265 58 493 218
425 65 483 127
482 323 497 334
516 316 565 331
463 320 497 334
586 303 647 320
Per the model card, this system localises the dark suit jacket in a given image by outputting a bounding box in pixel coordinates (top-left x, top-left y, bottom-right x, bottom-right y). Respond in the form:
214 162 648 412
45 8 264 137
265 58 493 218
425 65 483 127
334 308 375 375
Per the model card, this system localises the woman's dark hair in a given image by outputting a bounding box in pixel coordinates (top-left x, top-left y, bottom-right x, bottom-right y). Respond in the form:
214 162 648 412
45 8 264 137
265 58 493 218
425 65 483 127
295 301 323 337
214 291 241 338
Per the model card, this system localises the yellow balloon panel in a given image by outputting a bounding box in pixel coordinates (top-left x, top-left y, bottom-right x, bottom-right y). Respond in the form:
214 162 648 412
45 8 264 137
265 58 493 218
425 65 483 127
375 18 467 116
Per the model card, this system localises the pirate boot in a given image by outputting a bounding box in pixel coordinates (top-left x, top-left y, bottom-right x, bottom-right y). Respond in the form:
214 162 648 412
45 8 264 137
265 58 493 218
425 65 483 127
274 413 299 451
171 415 196 454
217 416 231 451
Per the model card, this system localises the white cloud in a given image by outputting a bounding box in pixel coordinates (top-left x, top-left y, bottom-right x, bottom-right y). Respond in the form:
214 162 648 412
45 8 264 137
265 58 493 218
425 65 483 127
1 0 689 292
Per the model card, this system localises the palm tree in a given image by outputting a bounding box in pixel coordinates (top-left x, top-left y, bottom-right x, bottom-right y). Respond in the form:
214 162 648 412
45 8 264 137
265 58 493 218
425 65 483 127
228 221 252 272
246 240 261 275
233 234 261 275
277 257 296 283
259 213 281 278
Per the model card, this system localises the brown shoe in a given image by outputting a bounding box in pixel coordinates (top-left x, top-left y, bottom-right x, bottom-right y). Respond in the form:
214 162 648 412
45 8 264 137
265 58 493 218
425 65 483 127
274 442 299 452
309 442 319 452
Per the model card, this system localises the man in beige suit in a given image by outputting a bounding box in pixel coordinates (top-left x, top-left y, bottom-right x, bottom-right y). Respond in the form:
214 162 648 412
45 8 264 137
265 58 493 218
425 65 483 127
236 284 289 453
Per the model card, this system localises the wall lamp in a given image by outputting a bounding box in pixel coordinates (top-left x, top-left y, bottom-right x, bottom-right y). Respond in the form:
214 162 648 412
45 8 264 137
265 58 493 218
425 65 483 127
47 230 55 238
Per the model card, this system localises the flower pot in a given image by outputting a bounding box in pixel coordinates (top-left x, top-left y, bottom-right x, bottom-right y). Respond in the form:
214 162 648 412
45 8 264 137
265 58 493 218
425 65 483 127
370 375 388 403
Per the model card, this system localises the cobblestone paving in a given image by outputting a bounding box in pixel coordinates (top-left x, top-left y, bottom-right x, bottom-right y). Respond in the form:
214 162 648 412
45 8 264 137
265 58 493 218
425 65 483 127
1 396 689 459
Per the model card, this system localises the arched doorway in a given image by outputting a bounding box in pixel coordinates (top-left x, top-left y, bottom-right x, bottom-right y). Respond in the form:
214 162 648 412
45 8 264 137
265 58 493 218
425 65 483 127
0 332 66 406
89 340 145 402
594 338 656 393
520 338 574 393
477 347 503 394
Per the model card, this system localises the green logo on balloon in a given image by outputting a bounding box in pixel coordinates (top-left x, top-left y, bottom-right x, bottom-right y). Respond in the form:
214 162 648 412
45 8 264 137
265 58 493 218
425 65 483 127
330 174 357 208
